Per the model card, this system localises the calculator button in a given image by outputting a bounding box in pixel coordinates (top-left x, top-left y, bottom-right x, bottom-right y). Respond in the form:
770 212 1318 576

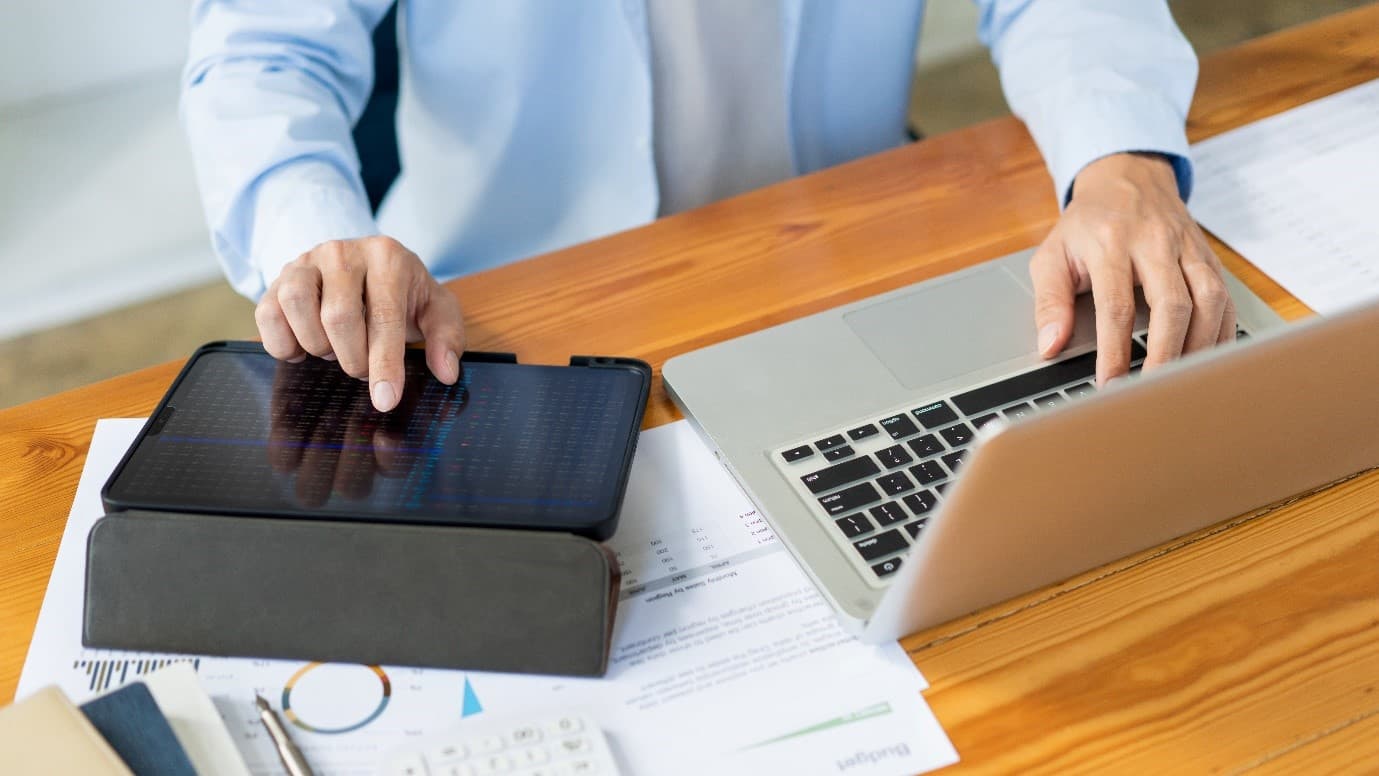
548 717 585 736
478 753 513 774
509 726 542 746
438 765 477 776
559 737 593 755
386 754 430 776
521 747 550 765
568 760 599 774
476 734 505 753
429 741 470 763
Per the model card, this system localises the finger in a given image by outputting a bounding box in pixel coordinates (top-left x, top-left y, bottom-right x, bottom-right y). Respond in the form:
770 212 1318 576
364 250 410 412
418 283 466 384
1195 236 1240 344
1218 292 1238 344
318 243 370 378
255 288 307 363
1134 243 1192 372
1084 249 1137 386
275 263 333 359
1181 257 1231 354
1028 231 1079 359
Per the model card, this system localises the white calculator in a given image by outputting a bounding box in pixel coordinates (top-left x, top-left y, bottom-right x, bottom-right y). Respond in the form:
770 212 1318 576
383 711 622 776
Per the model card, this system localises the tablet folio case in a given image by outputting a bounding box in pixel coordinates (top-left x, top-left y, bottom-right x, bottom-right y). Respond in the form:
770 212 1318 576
84 510 618 677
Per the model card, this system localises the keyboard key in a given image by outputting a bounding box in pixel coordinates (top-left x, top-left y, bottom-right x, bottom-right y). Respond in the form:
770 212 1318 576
1033 393 1064 410
903 490 937 515
872 557 903 577
819 482 882 515
870 501 908 526
906 433 945 457
971 413 999 429
876 471 914 495
853 529 908 561
814 434 846 451
876 444 913 469
847 424 880 441
935 482 951 495
939 423 974 447
1066 381 1096 400
908 460 945 486
950 341 1146 415
878 414 920 440
834 513 873 538
823 444 854 461
1003 403 1035 421
1236 329 1249 340
942 450 968 472
801 456 880 494
911 401 959 429
904 519 929 539
781 445 813 463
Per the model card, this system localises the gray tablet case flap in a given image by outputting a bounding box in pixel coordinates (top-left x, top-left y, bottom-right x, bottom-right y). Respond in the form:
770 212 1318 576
84 510 617 677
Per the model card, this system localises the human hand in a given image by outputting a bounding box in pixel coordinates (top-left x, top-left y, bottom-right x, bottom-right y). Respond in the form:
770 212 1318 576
255 236 465 411
1029 152 1236 386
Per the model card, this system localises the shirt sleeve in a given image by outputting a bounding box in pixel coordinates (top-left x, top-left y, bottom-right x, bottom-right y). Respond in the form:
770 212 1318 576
181 0 392 301
975 0 1198 206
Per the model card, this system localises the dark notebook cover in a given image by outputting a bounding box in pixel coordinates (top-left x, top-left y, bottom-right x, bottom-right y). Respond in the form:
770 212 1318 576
80 681 197 776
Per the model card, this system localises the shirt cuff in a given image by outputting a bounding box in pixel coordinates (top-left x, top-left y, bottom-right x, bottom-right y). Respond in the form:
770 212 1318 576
1020 88 1194 208
248 160 379 295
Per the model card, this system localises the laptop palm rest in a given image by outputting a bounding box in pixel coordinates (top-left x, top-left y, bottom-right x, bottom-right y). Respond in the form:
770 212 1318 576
842 266 1044 389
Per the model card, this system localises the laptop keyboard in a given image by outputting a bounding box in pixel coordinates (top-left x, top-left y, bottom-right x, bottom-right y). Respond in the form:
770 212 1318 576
773 327 1250 586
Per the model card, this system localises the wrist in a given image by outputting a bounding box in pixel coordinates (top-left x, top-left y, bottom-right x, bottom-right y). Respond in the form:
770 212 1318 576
1072 152 1177 200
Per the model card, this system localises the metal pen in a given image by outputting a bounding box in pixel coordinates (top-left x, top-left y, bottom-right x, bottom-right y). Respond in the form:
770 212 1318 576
255 694 316 776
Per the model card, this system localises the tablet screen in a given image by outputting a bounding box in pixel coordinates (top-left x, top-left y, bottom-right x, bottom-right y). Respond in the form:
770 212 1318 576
106 348 646 535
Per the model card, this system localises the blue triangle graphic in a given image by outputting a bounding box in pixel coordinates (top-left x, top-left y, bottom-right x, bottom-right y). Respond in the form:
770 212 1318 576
461 677 483 718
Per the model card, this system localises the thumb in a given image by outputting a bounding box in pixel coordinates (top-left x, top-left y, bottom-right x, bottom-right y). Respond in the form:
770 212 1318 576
1028 236 1078 359
417 282 466 385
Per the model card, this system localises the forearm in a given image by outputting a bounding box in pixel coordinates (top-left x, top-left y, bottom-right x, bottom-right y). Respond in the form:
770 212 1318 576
182 0 389 300
976 0 1198 205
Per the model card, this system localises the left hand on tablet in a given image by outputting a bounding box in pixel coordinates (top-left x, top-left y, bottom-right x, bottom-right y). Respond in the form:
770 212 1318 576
254 235 465 411
1028 152 1236 387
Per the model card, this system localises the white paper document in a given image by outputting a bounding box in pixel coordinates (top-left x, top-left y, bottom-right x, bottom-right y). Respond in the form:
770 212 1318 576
1190 78 1379 314
18 419 957 775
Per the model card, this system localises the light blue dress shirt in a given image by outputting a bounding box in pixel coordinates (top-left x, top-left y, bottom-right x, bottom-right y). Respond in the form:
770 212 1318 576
182 1 1198 302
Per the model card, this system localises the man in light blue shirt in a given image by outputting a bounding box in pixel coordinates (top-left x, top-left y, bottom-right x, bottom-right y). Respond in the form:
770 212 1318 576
183 1 1236 412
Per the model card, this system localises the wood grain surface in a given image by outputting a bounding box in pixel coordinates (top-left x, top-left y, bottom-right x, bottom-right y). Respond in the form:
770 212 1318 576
4 5 1379 771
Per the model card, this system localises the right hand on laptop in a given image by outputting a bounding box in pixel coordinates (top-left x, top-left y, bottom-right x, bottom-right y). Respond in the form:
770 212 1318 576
1029 152 1237 386
254 236 466 412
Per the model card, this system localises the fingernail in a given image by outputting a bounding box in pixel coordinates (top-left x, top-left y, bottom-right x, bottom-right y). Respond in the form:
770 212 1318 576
445 350 459 382
322 352 338 362
286 355 306 364
1037 323 1060 356
372 381 397 411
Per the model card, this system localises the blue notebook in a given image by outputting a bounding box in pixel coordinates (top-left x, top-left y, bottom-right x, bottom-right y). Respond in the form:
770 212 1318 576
80 681 197 776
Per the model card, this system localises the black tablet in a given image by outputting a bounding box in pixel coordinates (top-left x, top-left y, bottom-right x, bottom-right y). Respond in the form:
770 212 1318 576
102 342 651 540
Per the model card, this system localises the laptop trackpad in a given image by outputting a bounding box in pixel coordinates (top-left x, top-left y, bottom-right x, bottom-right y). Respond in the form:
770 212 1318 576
843 266 1035 390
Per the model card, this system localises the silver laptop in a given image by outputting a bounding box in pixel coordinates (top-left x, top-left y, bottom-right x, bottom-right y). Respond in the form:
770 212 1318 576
663 249 1379 642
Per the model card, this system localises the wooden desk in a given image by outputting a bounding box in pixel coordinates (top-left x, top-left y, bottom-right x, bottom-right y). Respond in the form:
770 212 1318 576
4 6 1379 771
